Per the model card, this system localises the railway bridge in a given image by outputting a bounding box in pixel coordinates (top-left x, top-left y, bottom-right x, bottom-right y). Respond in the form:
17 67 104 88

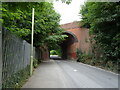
60 21 91 60
42 21 91 60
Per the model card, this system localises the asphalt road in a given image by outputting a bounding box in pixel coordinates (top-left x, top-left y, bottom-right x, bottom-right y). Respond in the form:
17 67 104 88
22 60 119 88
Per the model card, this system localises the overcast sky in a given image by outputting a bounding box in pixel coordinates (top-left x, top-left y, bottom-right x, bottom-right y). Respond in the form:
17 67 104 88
53 0 86 24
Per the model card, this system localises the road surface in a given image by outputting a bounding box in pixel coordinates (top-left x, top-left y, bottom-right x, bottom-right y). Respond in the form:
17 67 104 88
22 60 118 88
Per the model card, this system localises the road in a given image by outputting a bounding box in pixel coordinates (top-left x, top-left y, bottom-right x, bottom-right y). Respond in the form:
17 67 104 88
22 60 118 88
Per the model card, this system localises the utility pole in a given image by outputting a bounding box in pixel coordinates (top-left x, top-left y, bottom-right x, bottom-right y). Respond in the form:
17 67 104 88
30 8 35 76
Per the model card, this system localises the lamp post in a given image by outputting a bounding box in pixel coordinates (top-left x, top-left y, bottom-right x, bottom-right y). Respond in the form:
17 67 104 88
30 8 35 76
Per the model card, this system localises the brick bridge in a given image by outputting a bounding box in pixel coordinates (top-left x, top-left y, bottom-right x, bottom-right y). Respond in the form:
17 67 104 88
42 21 91 60
60 21 91 60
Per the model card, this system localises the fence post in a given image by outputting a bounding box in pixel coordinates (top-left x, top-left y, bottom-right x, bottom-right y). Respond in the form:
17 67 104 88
0 2 2 89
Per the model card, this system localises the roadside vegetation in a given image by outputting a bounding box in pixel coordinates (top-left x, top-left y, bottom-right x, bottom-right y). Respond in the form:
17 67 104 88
1 2 67 88
50 48 62 56
78 2 120 73
2 2 67 48
1 0 119 88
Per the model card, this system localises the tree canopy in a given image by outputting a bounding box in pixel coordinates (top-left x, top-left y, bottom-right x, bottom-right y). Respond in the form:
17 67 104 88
2 2 67 48
80 2 120 64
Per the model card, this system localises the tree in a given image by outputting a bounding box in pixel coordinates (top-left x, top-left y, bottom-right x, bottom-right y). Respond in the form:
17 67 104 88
2 2 67 48
80 2 120 66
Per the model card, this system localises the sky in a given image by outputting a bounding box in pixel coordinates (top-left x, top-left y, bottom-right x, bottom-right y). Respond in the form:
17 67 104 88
53 0 86 24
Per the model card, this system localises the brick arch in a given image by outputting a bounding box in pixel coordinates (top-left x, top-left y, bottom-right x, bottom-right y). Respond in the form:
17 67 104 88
60 31 78 60
63 31 78 42
60 21 92 60
43 21 91 60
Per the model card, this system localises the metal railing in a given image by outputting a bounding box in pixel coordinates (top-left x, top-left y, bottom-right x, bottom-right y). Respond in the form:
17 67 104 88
2 29 41 88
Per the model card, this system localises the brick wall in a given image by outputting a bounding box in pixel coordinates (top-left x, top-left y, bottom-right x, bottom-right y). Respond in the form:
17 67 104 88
61 21 91 60
39 46 49 60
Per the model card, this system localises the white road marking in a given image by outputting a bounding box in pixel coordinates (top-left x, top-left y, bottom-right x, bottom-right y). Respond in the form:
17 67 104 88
73 69 78 72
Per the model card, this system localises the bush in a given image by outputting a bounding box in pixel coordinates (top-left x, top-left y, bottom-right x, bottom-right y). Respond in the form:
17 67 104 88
50 50 58 55
77 49 92 63
33 58 39 68
76 49 118 73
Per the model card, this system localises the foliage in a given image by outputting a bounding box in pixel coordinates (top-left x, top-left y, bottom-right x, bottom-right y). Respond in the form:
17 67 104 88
2 2 67 48
76 49 83 62
2 65 30 88
77 49 118 73
50 50 58 55
80 2 120 68
46 34 68 50
56 0 72 4
56 47 62 56
33 58 39 68
50 48 62 56
77 49 92 63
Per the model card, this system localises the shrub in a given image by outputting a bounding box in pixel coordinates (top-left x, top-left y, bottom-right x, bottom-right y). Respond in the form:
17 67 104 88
33 58 39 68
50 50 58 55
